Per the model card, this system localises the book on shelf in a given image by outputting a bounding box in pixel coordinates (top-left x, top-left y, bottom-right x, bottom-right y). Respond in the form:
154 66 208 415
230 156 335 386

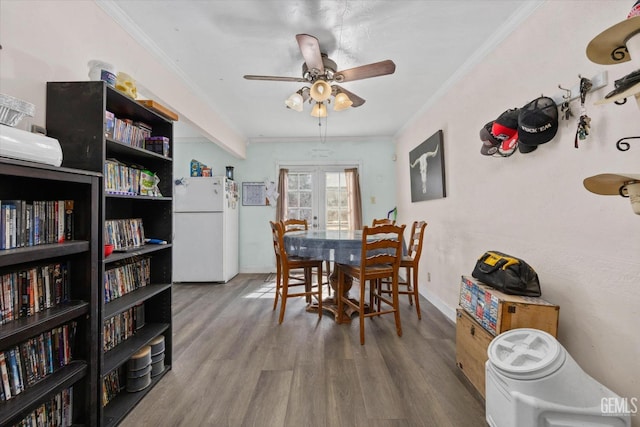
64 200 74 240
104 218 145 251
0 321 77 401
0 352 11 400
11 386 74 426
0 199 72 249
144 136 170 157
103 307 143 352
7 347 23 396
104 158 144 196
105 110 115 139
0 262 70 325
102 368 121 407
134 303 145 330
112 117 153 148
104 256 150 303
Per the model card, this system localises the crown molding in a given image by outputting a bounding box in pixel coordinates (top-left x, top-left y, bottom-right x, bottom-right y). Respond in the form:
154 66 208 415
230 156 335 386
95 0 196 89
246 135 392 144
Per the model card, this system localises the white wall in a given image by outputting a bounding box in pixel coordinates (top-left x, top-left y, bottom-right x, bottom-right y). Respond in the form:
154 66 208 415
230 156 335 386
173 139 240 179
395 0 640 411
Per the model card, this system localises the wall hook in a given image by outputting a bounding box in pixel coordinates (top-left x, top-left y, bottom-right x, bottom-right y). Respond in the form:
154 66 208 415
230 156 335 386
616 136 640 151
558 84 572 100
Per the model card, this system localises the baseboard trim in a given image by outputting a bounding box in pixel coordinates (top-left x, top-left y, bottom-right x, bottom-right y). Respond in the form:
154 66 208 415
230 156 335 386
422 290 456 323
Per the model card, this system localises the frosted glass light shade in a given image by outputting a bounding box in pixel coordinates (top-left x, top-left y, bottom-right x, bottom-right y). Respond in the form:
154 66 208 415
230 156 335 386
310 102 327 118
310 80 332 102
333 92 353 111
285 92 304 112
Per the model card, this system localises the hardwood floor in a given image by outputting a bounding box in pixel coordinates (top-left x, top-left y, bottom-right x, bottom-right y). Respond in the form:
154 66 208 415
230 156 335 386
119 274 486 427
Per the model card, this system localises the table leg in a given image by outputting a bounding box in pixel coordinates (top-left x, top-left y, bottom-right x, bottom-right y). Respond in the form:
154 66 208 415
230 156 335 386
306 264 363 323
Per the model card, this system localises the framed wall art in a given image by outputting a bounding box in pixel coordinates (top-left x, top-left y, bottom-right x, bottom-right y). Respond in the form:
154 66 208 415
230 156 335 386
409 129 446 202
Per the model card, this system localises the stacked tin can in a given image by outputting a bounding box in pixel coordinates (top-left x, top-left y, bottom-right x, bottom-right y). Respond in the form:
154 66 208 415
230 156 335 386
149 335 165 377
126 346 152 392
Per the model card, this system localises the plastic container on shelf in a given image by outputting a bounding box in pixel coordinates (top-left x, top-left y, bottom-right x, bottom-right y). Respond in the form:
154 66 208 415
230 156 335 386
115 72 137 99
87 60 117 87
0 124 62 166
0 93 35 127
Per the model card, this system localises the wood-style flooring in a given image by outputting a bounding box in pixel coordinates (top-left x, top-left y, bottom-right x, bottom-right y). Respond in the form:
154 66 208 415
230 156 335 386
119 273 486 427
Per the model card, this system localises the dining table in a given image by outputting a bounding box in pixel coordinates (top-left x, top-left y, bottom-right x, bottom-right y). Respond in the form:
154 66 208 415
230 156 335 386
283 228 402 322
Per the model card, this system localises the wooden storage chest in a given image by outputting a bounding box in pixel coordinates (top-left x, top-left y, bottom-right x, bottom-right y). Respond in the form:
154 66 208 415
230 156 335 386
456 275 560 398
456 308 494 398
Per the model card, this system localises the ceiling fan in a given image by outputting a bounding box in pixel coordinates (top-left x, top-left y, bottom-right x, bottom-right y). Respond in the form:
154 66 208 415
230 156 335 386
244 34 396 113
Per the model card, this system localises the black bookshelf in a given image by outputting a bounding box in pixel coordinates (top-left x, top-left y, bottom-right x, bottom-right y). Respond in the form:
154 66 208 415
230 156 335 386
0 301 89 348
0 157 99 426
102 368 168 427
0 361 88 427
46 81 173 426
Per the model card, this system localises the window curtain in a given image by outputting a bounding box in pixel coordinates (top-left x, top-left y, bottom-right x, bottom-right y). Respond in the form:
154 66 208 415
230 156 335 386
276 168 288 222
345 167 362 230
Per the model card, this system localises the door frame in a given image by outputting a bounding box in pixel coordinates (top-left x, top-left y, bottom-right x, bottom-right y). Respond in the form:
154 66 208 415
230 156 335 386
276 160 362 229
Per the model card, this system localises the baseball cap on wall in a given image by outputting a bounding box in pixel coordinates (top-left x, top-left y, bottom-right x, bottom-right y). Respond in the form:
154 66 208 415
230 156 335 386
517 96 558 147
518 141 537 153
479 121 501 156
491 109 519 157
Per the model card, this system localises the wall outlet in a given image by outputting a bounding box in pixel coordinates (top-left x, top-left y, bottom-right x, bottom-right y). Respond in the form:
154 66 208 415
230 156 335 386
427 272 431 282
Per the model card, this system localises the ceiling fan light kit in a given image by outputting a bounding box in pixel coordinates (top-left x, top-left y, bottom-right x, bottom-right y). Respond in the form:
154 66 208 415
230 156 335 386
285 92 304 112
310 102 328 118
245 33 395 120
333 92 353 111
310 80 332 102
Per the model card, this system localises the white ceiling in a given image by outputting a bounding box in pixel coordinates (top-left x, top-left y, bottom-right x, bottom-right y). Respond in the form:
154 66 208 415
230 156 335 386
99 0 542 143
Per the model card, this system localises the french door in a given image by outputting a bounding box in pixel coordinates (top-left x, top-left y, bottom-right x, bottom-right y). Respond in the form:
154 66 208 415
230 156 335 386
285 165 355 230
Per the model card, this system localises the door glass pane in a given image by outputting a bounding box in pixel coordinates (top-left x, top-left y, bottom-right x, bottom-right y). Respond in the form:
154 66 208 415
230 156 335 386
325 172 350 231
283 166 357 230
287 171 313 222
300 174 312 190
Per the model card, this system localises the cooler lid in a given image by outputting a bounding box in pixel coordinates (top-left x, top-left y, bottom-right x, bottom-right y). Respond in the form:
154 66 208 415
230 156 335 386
487 328 565 380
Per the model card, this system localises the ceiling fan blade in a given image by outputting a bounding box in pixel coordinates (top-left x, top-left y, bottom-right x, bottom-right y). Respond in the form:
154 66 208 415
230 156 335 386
244 75 308 83
334 60 396 83
296 34 325 76
333 85 365 107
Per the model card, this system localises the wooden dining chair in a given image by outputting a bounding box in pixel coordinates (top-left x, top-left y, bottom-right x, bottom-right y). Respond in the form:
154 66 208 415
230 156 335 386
379 221 428 319
282 218 313 299
372 218 395 226
282 218 308 232
337 223 405 345
270 221 323 323
283 218 332 296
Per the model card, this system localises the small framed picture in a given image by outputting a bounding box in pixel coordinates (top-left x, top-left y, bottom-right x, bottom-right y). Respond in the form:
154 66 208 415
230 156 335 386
242 182 268 206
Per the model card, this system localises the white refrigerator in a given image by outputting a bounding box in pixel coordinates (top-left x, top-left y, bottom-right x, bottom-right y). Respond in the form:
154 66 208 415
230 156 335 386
173 176 239 282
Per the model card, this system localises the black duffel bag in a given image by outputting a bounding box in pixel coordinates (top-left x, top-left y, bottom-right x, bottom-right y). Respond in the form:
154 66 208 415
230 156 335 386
471 251 541 297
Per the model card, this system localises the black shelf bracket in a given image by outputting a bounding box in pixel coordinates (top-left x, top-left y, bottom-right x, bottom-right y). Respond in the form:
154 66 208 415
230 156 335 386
616 136 640 151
